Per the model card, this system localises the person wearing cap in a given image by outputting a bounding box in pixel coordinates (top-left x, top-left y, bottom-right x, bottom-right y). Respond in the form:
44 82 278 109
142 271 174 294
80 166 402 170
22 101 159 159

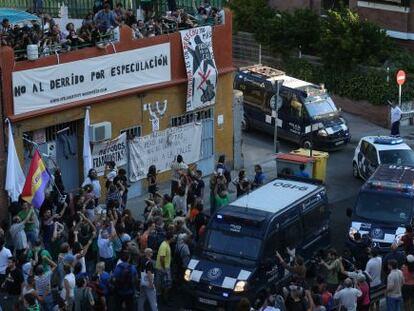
402 254 414 311
333 278 362 311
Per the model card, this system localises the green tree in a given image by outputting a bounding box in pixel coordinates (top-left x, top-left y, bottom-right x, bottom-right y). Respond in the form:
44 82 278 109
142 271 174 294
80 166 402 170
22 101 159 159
319 8 392 70
227 0 274 33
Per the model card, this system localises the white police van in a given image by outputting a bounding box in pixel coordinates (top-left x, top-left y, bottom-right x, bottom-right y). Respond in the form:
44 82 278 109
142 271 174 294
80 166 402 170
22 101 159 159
352 136 414 180
234 65 350 150
347 165 414 252
184 177 330 310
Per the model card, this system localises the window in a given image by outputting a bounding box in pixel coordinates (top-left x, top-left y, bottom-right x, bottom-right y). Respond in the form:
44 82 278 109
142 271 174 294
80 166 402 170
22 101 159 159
302 204 328 237
170 108 213 127
366 144 378 164
360 141 369 155
290 96 303 119
242 82 266 107
120 126 141 139
206 229 262 260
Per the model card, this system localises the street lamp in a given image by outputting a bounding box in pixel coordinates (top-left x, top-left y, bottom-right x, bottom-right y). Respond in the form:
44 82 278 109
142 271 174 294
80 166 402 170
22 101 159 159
270 79 283 175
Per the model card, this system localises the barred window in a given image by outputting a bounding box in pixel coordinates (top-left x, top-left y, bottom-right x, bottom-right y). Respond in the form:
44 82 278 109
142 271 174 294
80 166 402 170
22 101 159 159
121 126 142 139
170 108 213 127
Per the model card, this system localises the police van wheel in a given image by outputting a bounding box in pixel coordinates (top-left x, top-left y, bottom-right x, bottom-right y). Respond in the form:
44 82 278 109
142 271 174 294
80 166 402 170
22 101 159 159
302 139 312 149
241 116 250 132
352 162 360 179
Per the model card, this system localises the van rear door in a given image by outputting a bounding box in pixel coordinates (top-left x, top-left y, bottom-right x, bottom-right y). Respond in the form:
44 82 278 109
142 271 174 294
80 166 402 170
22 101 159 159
299 194 330 258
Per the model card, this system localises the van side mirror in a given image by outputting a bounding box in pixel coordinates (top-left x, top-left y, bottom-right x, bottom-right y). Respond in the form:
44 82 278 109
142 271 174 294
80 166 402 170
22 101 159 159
346 208 353 218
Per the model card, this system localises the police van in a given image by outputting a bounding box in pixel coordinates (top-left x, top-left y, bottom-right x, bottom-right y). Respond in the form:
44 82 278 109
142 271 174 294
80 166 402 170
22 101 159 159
184 177 330 310
347 165 414 252
234 65 350 150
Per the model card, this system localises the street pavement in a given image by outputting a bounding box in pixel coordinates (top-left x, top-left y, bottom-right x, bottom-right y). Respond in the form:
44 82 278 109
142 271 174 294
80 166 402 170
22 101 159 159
127 112 414 310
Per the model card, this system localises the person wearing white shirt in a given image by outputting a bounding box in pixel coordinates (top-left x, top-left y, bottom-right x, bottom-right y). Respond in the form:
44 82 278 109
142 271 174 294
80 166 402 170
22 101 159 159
333 278 362 311
390 102 402 137
0 238 12 283
365 248 382 288
82 168 102 201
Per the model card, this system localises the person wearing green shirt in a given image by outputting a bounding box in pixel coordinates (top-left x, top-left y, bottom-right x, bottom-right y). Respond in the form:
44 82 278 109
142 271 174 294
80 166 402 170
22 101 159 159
215 184 229 209
162 194 175 225
33 240 56 272
18 201 37 245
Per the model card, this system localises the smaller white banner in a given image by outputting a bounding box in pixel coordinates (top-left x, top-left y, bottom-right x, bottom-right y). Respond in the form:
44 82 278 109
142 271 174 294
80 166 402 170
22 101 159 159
92 133 127 176
129 123 202 182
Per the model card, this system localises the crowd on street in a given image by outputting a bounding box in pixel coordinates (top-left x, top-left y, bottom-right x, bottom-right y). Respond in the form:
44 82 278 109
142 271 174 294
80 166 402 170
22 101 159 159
0 149 413 311
0 0 222 59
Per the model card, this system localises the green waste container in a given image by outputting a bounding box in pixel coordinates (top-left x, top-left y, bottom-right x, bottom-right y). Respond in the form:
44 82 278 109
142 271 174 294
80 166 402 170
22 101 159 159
290 148 329 182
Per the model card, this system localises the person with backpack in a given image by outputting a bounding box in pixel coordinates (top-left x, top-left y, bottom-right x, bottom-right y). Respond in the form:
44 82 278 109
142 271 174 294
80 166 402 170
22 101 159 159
74 277 95 311
110 251 138 311
138 248 158 311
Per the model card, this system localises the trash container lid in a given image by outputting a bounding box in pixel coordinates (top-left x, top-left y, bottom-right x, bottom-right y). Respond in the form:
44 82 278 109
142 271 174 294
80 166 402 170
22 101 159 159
290 148 329 159
276 153 314 164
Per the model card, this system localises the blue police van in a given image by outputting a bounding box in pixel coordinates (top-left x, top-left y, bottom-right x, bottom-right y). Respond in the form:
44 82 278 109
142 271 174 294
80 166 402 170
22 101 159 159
184 177 330 310
347 165 414 252
234 65 350 150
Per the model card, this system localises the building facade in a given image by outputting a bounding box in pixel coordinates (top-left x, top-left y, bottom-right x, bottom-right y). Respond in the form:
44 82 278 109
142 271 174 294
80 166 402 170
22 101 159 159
349 0 414 45
0 11 234 217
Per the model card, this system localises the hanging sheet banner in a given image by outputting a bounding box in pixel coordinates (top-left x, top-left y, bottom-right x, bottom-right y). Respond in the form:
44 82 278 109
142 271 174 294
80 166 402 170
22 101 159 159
180 26 217 112
129 123 202 182
13 43 171 115
92 133 127 176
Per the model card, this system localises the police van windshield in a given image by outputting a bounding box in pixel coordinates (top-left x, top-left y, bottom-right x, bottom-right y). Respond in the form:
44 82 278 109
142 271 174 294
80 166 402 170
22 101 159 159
355 192 413 224
206 229 262 260
305 97 338 118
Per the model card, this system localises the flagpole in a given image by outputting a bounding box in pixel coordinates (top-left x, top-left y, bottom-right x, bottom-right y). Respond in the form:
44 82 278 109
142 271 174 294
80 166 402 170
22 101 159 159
22 136 64 199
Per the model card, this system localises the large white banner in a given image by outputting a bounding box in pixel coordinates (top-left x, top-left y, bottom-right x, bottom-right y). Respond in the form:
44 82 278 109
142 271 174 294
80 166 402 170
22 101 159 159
13 43 171 115
129 123 202 182
181 26 217 112
92 133 127 176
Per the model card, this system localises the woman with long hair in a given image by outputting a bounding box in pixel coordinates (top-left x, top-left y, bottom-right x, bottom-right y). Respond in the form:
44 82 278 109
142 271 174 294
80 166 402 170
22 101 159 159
147 165 158 195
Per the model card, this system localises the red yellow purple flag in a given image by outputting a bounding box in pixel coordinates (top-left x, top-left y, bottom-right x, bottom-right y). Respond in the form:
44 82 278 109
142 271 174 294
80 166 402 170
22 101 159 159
21 150 50 209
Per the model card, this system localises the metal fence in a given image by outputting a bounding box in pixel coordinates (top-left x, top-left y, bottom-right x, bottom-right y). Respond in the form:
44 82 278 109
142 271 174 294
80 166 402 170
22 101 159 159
0 0 224 18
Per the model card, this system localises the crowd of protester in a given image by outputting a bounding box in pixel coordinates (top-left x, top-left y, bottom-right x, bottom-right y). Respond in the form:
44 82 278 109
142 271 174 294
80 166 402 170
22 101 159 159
0 0 223 60
1 150 414 311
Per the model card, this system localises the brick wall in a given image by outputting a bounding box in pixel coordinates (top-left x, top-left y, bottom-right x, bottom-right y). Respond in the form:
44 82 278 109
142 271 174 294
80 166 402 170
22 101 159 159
268 0 322 13
333 95 390 128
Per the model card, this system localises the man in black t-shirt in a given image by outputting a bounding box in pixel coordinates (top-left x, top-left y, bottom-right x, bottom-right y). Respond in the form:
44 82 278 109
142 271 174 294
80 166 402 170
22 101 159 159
0 257 24 310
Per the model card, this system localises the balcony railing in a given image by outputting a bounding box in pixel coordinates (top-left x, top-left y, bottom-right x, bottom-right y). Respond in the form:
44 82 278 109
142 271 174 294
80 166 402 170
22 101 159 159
0 0 224 19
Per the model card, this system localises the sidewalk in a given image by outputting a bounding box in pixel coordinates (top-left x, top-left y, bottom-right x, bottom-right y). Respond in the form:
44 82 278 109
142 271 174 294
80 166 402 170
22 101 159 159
126 111 414 220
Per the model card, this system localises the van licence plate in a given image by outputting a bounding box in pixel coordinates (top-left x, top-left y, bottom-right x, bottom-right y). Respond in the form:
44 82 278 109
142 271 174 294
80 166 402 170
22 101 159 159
335 140 344 146
199 297 218 306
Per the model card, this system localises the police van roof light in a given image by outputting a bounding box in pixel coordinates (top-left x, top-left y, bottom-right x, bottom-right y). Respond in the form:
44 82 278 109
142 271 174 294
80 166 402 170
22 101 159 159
373 137 403 145
368 180 414 193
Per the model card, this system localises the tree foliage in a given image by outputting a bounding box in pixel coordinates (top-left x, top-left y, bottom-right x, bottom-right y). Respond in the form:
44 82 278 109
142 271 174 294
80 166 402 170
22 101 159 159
227 0 274 33
319 8 392 70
